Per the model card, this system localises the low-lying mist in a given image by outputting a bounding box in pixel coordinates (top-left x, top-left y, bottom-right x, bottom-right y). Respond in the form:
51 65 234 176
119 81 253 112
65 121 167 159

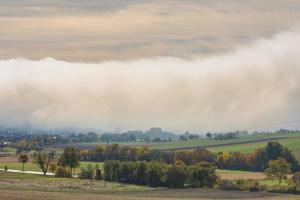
1 29 300 132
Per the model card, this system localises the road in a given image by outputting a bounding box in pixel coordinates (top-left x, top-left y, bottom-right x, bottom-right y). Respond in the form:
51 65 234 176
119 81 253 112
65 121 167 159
0 168 54 176
0 168 79 177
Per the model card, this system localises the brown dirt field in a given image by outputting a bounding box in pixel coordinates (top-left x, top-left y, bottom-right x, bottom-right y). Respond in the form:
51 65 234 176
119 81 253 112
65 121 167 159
0 188 300 200
0 155 18 163
219 172 266 180
0 155 34 163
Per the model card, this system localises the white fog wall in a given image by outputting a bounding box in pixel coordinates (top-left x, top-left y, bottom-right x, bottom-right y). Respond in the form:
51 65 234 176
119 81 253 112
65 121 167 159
0 29 300 132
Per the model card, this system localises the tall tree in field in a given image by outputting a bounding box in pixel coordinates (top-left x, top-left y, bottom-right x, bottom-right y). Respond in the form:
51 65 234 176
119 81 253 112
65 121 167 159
33 151 56 176
18 153 28 171
263 141 299 172
264 142 283 160
265 157 291 186
59 147 80 175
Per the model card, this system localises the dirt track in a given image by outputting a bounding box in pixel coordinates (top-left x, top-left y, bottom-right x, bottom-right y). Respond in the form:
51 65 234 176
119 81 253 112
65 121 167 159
0 188 299 200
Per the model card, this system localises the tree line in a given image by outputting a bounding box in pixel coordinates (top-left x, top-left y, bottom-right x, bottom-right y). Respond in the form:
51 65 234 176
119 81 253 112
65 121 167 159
103 160 217 188
80 141 299 173
217 141 299 172
16 141 300 181
80 144 215 164
14 143 300 192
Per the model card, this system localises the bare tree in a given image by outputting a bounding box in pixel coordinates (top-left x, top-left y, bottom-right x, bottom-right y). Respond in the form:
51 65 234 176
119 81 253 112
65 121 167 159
33 151 56 176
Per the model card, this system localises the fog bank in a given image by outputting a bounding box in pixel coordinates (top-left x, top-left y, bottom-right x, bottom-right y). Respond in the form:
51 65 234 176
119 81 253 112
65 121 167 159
1 29 300 132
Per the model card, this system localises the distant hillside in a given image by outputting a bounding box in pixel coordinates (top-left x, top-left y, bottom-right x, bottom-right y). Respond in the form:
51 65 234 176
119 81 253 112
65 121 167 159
146 132 300 160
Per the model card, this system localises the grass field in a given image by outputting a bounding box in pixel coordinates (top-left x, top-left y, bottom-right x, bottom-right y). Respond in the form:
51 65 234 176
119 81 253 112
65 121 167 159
208 137 300 152
143 133 300 160
0 156 103 174
149 133 300 151
0 171 296 200
207 137 300 160
0 147 16 156
137 133 298 150
259 179 289 187
47 132 300 151
0 171 152 193
44 133 300 163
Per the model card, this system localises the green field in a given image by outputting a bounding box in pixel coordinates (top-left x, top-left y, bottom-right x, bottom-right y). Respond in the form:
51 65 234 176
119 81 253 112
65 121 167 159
0 171 152 193
0 162 41 172
149 133 299 150
48 133 300 151
258 179 288 187
44 133 300 159
0 161 103 174
207 137 300 159
143 133 300 160
0 147 15 156
208 137 300 152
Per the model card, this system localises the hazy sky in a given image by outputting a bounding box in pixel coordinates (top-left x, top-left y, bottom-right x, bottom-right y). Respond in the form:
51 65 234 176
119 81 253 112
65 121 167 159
1 0 300 61
0 1 300 133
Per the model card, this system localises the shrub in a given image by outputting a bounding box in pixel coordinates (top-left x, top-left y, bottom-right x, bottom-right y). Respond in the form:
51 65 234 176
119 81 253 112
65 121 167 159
55 166 72 178
218 179 263 192
267 185 300 194
145 162 167 187
104 160 120 181
218 180 246 191
49 162 57 173
188 162 217 188
248 181 261 192
118 161 135 183
79 164 95 179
